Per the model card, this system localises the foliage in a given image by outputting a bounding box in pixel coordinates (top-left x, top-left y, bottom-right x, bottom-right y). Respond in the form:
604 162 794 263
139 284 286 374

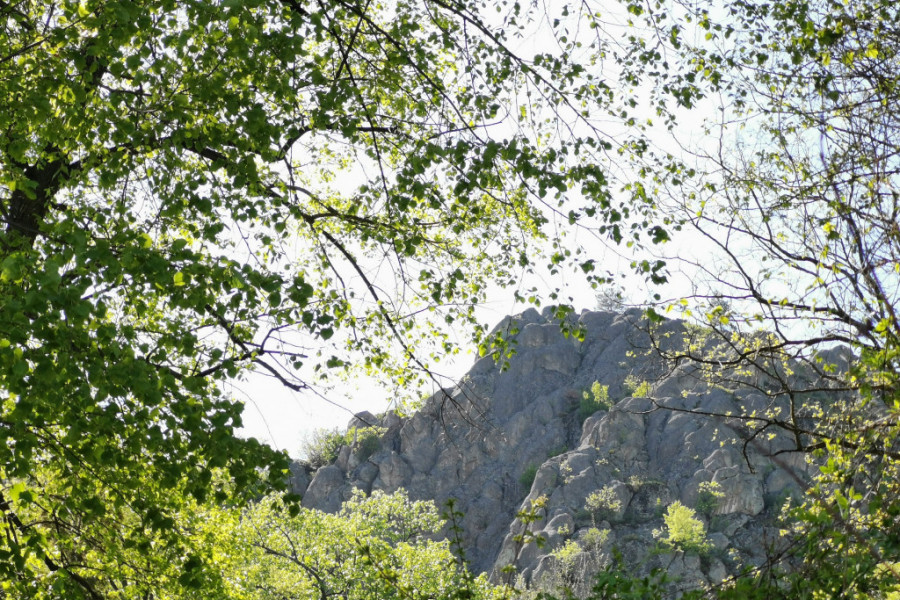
625 474 665 492
604 0 900 593
626 475 646 490
553 539 584 564
4 0 900 594
584 562 672 600
354 426 385 462
548 445 569 459
302 425 386 469
579 382 613 422
520 463 539 491
530 534 611 599
791 441 900 593
653 501 711 555
594 285 627 314
707 424 900 600
303 427 347 469
532 549 689 600
695 481 725 517
1 0 686 592
205 488 504 600
581 527 610 555
622 375 652 399
551 539 586 590
586 485 622 525
505 495 549 583
0 469 237 599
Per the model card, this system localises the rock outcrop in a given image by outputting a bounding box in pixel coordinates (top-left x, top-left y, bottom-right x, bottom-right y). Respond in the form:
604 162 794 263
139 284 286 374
293 308 832 595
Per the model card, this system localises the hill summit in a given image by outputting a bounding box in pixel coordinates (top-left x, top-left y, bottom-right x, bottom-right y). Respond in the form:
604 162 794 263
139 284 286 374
292 308 836 596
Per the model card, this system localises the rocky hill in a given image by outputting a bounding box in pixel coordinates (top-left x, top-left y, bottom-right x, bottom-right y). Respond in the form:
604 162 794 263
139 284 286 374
290 308 843 596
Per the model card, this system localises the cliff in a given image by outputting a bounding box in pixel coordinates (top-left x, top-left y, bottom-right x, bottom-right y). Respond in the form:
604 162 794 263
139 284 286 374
291 308 839 595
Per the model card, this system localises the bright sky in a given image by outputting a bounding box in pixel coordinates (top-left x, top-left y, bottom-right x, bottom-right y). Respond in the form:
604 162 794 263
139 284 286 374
232 0 726 459
233 231 682 458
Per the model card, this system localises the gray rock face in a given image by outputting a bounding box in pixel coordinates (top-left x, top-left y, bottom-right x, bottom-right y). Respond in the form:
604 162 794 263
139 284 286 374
302 464 346 513
296 309 832 595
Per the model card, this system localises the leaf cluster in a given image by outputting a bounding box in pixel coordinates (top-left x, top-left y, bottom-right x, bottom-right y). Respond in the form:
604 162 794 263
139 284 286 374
654 501 711 555
302 425 386 470
579 382 613 423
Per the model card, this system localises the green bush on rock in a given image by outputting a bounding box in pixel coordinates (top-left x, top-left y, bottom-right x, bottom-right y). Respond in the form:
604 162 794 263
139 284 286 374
303 426 386 470
654 501 711 555
579 382 612 423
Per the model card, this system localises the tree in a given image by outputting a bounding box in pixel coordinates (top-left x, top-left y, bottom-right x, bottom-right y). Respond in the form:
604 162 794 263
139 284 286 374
0 0 673 596
206 488 502 600
654 501 710 555
603 0 900 595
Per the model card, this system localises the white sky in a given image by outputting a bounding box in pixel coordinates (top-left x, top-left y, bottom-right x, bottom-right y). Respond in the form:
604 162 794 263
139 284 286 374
231 0 726 458
233 229 690 458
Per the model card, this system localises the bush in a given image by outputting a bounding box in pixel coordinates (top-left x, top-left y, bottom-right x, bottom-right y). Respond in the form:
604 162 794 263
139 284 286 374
582 527 609 553
520 463 539 490
623 374 652 398
302 426 386 469
302 427 346 469
551 539 586 590
578 381 612 422
654 501 711 554
574 508 593 524
547 444 568 458
552 538 583 563
586 485 622 524
695 481 725 516
351 426 385 462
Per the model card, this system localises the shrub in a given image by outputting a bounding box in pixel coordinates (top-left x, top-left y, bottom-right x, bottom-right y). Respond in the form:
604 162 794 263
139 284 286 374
708 514 729 534
654 501 711 554
552 538 583 563
574 508 593 524
302 427 345 469
627 474 646 489
520 463 539 490
519 539 586 598
582 527 609 553
594 284 626 313
623 374 652 398
696 481 725 516
302 426 386 469
547 444 568 458
578 381 612 422
763 489 794 513
352 426 385 462
586 485 622 524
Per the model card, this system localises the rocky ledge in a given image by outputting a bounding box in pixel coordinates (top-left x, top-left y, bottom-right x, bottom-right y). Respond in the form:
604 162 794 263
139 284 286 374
291 308 844 596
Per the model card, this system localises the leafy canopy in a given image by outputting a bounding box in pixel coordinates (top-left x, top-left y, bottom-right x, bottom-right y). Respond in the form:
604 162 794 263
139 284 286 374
7 0 900 596
0 0 673 596
205 489 503 600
